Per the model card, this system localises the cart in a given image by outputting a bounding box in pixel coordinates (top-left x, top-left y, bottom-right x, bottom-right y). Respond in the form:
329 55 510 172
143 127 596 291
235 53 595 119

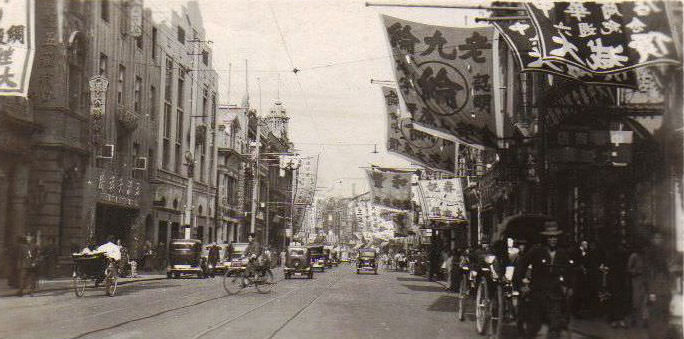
72 252 118 297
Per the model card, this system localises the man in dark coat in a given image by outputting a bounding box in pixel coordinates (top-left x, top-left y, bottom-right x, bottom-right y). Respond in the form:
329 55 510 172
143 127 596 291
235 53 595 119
244 233 263 277
514 221 575 339
18 233 40 296
207 244 220 278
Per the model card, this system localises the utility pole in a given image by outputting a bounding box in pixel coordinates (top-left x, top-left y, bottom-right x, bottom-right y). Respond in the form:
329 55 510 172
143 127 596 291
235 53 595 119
183 38 202 240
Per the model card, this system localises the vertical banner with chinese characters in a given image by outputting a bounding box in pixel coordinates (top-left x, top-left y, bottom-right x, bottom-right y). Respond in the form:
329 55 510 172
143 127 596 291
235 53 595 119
0 0 35 96
492 16 637 87
89 75 108 147
365 167 413 211
527 2 680 74
294 156 318 206
418 179 466 222
383 86 456 173
382 16 496 146
129 0 143 38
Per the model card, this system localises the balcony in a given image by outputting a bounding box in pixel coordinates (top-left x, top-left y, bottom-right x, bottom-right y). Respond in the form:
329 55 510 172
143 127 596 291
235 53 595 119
116 105 140 131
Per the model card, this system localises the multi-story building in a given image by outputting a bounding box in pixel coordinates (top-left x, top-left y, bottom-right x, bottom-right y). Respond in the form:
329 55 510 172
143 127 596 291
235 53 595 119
216 103 249 243
150 1 219 246
1 0 159 278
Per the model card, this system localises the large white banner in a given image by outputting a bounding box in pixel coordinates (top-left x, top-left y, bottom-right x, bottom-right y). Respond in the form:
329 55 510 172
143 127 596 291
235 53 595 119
0 0 35 96
418 179 466 222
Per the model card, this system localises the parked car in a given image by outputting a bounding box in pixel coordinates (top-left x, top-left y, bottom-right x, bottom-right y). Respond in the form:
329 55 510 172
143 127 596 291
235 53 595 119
167 239 207 279
308 245 326 272
356 248 378 274
284 246 313 279
223 242 249 276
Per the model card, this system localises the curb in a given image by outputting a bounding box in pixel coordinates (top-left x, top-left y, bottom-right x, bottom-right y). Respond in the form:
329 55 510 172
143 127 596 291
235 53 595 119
0 276 167 298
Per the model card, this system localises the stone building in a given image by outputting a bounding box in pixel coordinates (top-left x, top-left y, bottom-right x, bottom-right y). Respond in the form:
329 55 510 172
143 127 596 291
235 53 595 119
149 1 219 246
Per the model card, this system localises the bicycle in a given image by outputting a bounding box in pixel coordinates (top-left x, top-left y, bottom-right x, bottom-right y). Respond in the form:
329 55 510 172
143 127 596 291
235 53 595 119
223 257 275 295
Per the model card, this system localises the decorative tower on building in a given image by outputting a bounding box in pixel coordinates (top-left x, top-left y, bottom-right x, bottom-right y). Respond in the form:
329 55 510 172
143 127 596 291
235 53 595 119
265 101 289 140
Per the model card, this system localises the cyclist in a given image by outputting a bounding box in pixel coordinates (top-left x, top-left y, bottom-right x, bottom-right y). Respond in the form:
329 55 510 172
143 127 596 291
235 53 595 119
243 233 263 278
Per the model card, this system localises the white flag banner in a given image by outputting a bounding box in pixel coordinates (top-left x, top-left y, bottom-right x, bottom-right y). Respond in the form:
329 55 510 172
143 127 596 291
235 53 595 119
0 0 35 96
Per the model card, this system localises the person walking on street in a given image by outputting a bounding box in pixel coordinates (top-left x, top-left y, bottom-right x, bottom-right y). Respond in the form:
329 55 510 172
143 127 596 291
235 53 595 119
643 231 672 339
627 243 647 327
513 221 575 339
571 240 593 318
605 239 630 328
207 243 220 278
17 233 40 297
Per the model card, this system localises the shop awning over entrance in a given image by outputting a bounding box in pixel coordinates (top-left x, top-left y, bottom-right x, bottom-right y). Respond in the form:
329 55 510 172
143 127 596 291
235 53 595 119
494 213 553 245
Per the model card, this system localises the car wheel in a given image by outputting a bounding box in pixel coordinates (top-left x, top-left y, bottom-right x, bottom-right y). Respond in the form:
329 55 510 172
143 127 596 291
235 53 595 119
166 272 172 279
356 269 360 274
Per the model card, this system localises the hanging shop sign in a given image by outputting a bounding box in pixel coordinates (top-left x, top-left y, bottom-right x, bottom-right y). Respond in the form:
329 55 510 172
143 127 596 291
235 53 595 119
382 16 497 146
365 167 413 211
294 156 318 206
418 179 467 222
0 0 35 96
129 0 143 38
492 17 637 87
89 75 108 146
96 171 142 208
383 86 456 173
526 2 680 74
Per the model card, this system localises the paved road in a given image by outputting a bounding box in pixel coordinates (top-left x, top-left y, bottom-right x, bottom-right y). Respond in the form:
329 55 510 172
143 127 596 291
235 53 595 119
2 265 596 339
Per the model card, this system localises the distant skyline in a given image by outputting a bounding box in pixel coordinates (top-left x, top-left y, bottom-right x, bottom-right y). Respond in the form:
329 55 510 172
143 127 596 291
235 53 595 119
147 0 488 197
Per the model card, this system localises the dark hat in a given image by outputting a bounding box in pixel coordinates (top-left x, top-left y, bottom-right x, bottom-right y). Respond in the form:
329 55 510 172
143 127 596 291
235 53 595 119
540 221 563 236
248 232 256 238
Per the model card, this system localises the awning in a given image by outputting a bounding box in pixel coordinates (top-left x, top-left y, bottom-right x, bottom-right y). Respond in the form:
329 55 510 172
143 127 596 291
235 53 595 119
494 213 553 244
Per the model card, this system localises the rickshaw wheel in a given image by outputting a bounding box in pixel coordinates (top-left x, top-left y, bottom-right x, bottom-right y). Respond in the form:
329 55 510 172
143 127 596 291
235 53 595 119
475 278 491 335
457 276 468 321
255 270 274 294
105 269 117 297
489 284 504 339
73 275 86 297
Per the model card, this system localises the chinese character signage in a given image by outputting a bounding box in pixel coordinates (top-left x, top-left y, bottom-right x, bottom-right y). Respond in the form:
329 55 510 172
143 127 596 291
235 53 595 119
294 156 318 206
129 0 143 38
492 18 637 87
526 1 680 74
365 167 413 211
96 171 142 208
418 179 466 222
0 0 35 96
383 86 456 173
89 75 108 147
382 16 497 146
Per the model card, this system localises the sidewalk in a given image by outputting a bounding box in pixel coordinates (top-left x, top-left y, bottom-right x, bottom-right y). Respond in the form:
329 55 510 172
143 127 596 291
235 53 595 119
429 275 650 339
0 272 167 297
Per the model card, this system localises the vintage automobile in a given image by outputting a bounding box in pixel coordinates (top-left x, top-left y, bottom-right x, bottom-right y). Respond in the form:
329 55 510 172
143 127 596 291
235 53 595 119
223 242 249 276
167 239 207 279
308 245 326 272
356 248 378 274
283 246 313 279
340 250 350 263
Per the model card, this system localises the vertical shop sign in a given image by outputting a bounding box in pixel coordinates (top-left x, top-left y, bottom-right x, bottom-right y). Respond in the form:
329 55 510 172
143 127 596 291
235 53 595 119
0 0 35 96
129 0 143 38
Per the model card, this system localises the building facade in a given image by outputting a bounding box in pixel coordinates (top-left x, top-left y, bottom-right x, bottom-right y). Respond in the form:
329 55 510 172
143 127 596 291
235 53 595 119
150 2 219 246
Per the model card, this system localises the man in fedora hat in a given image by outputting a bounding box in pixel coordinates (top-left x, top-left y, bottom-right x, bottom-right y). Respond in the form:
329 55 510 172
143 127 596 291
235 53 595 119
513 221 575 339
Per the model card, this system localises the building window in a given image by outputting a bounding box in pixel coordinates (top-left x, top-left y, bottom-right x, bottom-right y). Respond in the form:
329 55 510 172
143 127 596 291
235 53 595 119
164 102 172 138
151 28 158 59
164 58 173 101
150 85 157 121
134 76 142 112
101 0 109 22
177 67 185 110
177 26 185 44
99 53 108 76
162 139 170 170
176 109 183 143
202 88 208 117
175 144 182 173
202 50 209 66
117 64 125 105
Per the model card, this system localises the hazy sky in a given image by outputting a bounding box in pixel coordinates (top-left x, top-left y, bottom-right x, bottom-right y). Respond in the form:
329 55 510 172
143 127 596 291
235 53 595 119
146 0 488 197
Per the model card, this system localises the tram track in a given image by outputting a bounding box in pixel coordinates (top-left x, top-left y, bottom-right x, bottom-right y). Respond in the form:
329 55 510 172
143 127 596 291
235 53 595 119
191 267 344 339
68 272 291 339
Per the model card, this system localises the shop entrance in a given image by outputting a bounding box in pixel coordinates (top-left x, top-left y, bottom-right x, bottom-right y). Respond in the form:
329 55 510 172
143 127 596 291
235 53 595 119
95 203 137 245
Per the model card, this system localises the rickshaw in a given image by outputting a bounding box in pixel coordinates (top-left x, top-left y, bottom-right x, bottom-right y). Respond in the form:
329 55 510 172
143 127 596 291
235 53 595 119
223 242 249 276
308 245 326 272
473 214 553 339
166 239 207 279
72 252 118 297
356 248 378 274
283 246 313 279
